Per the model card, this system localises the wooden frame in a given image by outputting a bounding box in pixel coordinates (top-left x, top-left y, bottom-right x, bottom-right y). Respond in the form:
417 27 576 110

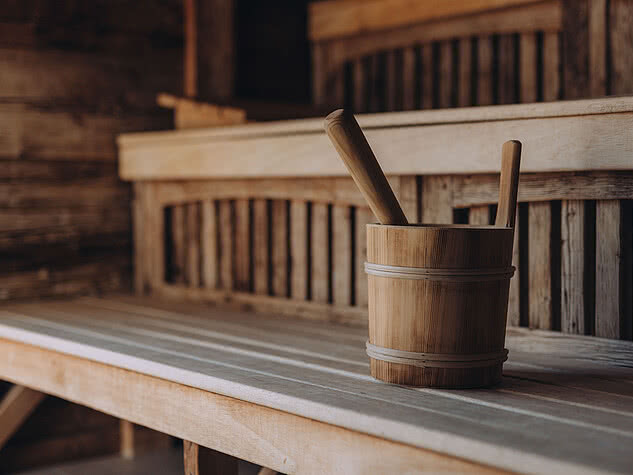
121 97 633 341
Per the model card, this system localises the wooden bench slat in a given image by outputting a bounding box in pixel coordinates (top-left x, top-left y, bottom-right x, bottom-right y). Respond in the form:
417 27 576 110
1 298 632 474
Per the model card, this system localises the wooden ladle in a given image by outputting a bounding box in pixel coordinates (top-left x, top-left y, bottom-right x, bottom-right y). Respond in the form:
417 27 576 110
324 109 408 225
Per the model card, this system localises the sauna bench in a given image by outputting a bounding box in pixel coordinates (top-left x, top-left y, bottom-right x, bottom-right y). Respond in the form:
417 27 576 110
0 296 631 474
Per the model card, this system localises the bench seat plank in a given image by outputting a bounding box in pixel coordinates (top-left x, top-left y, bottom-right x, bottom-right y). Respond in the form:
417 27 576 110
0 296 632 475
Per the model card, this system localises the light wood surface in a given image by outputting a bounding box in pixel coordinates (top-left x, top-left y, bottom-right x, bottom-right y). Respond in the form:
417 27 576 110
119 97 633 180
495 141 522 228
120 420 135 459
308 0 543 40
184 440 238 475
324 109 407 225
0 296 632 474
0 384 45 449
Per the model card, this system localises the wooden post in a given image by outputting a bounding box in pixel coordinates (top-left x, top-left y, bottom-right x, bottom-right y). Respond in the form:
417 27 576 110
183 440 238 475
0 385 45 450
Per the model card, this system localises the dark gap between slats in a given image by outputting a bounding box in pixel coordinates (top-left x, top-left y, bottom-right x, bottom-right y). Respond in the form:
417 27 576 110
431 42 440 109
266 199 273 296
519 203 530 327
362 56 372 114
469 37 478 107
551 200 562 331
327 203 333 304
620 200 633 340
163 206 173 284
451 39 459 107
214 200 221 290
415 175 423 223
350 206 357 306
453 208 469 224
306 201 313 301
394 49 404 111
489 204 498 225
229 199 236 291
536 31 544 102
248 199 255 293
472 37 480 105
584 200 596 336
196 201 203 288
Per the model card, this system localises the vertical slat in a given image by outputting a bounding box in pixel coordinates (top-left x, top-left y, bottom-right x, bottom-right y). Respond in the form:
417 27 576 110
368 55 381 113
458 38 472 107
171 205 186 284
498 34 516 104
331 67 345 109
520 33 537 103
421 176 453 224
311 203 329 303
185 202 201 287
183 440 239 475
290 200 308 301
610 0 633 95
353 58 365 113
439 41 453 108
543 32 561 101
253 199 269 295
385 50 397 111
234 199 250 291
132 184 145 294
119 420 135 459
508 209 521 327
561 200 585 334
528 202 552 329
469 206 490 225
595 200 621 338
398 176 418 223
402 47 416 110
271 200 288 297
477 36 493 105
355 207 373 308
201 200 218 289
421 45 433 109
152 189 166 290
332 205 352 306
219 200 233 290
589 0 607 96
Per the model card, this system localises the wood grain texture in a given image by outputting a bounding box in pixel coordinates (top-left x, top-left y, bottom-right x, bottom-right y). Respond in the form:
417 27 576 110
253 200 269 296
508 209 521 326
561 200 585 334
271 200 288 298
528 202 552 329
311 203 329 303
543 32 561 101
439 41 454 108
186 202 201 288
367 224 514 387
201 201 218 289
290 201 308 301
3 296 632 473
398 176 418 223
219 201 233 291
459 38 473 107
355 207 374 308
469 206 490 225
498 34 517 104
421 176 453 224
332 205 352 306
519 33 537 103
0 385 45 449
595 200 621 338
589 0 607 96
562 0 588 99
402 47 416 110
477 36 494 106
609 0 633 95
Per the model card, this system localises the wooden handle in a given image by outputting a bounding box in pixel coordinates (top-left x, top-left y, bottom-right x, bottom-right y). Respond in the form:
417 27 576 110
324 109 408 225
495 140 522 228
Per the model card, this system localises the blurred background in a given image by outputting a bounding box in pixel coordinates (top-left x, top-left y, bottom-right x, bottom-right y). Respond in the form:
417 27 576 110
0 0 631 472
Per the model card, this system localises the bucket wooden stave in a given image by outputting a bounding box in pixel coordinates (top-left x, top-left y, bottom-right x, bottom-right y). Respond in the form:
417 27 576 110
366 223 515 388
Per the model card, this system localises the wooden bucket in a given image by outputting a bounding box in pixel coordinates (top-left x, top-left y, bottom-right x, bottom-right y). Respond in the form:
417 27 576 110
366 223 515 388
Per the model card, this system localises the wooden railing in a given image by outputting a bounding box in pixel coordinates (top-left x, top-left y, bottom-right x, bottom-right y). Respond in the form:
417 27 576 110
119 97 633 340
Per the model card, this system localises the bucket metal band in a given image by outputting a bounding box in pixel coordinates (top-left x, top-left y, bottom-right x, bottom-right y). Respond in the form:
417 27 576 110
364 262 515 282
366 341 509 368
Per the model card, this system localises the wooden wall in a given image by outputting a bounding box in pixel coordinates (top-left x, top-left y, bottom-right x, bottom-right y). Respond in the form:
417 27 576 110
0 1 181 470
0 0 182 302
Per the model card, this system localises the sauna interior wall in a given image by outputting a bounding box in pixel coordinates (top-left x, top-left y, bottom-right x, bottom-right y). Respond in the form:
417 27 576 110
0 1 181 471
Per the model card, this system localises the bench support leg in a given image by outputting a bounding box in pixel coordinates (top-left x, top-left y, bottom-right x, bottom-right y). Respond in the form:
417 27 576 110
183 439 238 475
0 384 45 449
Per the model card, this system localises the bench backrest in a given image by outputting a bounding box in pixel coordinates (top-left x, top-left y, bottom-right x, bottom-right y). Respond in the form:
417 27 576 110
119 97 633 340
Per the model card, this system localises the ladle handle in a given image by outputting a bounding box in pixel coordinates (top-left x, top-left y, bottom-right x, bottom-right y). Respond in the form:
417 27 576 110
324 109 408 225
495 140 522 228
